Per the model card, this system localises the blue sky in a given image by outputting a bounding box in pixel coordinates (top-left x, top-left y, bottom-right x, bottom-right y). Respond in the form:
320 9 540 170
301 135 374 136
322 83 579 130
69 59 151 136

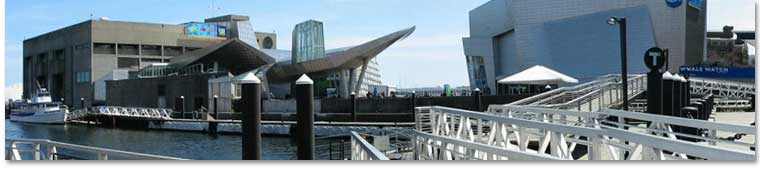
3 0 489 89
3 0 756 91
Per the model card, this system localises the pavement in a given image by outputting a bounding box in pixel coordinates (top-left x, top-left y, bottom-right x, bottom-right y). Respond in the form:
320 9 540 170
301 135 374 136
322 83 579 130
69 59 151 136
712 111 756 152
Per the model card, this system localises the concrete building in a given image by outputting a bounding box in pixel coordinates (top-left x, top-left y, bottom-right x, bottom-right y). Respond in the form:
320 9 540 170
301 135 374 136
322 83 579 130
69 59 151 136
463 0 707 94
255 32 277 49
102 16 414 112
23 18 225 108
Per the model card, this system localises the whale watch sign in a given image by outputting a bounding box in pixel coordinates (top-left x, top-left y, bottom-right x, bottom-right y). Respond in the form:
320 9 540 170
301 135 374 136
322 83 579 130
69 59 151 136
666 0 683 8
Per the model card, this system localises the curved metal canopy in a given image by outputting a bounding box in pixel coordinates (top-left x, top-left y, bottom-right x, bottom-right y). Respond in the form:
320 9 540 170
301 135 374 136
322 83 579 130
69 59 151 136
166 26 415 82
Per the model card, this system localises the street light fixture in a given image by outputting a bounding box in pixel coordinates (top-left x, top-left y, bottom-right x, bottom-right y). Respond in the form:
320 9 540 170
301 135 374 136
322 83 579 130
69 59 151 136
608 16 629 111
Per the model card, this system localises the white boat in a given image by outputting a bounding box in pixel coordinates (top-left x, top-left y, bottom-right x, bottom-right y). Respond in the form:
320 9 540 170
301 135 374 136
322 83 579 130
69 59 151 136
9 88 68 124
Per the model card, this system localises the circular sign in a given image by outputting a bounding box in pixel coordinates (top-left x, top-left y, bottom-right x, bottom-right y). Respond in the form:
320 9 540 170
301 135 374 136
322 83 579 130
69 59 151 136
666 0 683 8
644 47 666 70
262 37 274 49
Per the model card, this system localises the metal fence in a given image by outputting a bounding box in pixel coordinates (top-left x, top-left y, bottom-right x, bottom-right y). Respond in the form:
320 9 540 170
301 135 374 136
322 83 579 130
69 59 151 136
349 131 390 160
6 138 186 160
413 106 754 160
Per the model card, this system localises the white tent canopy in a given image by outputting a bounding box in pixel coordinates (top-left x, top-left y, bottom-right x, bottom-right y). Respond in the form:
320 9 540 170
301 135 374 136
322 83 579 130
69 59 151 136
497 65 579 85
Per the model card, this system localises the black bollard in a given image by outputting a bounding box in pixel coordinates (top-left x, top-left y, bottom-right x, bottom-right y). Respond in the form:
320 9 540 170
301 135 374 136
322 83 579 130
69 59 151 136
752 96 756 112
643 47 665 115
238 73 262 160
683 75 691 112
681 75 689 117
209 95 219 134
411 91 417 122
661 72 675 116
179 96 185 119
80 97 85 109
691 100 702 119
694 99 706 120
705 94 714 120
474 88 482 112
213 95 219 119
295 74 315 160
350 92 356 122
672 74 683 117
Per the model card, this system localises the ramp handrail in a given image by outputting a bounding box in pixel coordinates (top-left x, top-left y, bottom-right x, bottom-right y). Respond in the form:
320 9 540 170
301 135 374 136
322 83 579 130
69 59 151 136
350 131 390 160
416 106 755 160
6 138 186 160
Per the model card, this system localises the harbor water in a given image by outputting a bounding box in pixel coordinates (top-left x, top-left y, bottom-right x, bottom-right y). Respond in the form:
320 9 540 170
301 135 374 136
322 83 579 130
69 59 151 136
4 119 346 160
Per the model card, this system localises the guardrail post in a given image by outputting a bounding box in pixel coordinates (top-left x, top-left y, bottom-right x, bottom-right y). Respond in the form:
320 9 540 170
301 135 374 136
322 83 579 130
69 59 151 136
295 74 315 160
237 73 262 160
351 92 357 122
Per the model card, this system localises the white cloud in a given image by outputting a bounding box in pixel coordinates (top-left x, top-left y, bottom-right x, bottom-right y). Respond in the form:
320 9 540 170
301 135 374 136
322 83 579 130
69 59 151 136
5 83 24 100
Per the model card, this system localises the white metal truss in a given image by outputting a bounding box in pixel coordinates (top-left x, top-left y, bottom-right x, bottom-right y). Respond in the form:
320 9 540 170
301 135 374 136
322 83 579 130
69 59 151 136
510 74 647 111
67 106 173 121
410 106 754 160
714 98 752 111
690 78 755 99
390 74 755 161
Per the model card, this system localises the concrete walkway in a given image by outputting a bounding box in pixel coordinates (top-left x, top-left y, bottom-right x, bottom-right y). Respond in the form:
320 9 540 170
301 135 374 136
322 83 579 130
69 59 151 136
712 111 756 152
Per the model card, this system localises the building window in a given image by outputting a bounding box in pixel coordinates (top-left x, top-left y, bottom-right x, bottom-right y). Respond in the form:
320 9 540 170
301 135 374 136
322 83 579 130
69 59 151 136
232 84 242 98
466 56 487 90
164 46 183 56
76 71 90 83
55 49 65 61
118 44 139 55
185 47 202 52
75 43 90 51
93 43 116 54
117 57 140 69
141 45 162 56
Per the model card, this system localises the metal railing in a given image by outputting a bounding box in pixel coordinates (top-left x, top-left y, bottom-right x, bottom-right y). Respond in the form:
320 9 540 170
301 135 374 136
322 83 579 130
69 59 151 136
68 106 173 121
6 138 186 160
350 131 390 160
415 106 754 160
714 98 753 111
510 74 646 111
411 129 563 160
690 77 755 99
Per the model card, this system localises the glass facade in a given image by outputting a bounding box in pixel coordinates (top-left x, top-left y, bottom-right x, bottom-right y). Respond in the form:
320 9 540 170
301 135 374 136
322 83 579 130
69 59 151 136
466 56 487 90
292 20 325 63
206 20 259 49
235 21 260 49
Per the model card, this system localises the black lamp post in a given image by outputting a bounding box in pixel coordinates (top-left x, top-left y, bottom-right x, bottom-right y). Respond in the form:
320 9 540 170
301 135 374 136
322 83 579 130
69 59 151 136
608 16 629 111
